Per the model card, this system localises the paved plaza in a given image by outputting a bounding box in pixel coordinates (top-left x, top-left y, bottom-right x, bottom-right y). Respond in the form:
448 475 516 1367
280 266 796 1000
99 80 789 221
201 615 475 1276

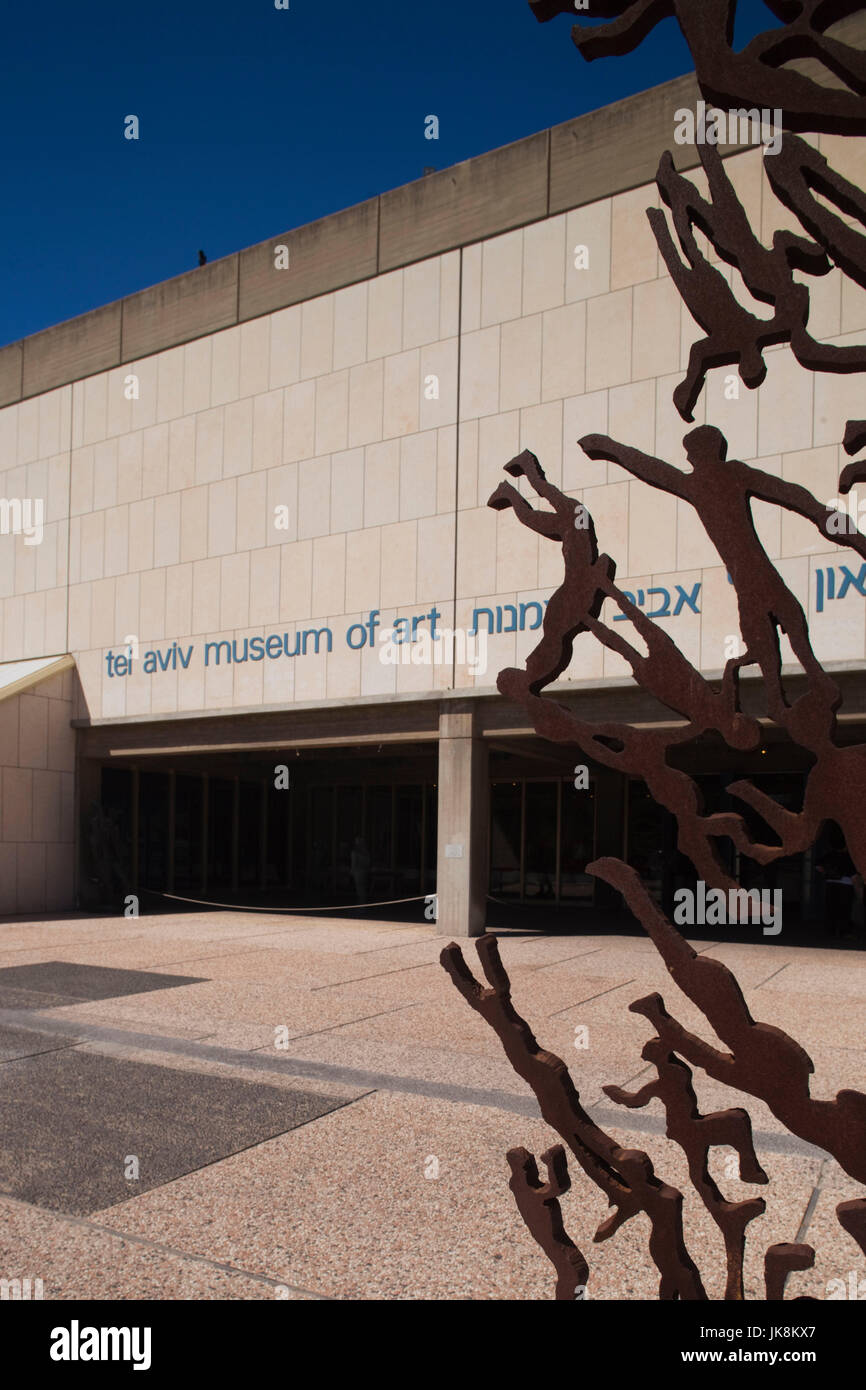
0 909 863 1301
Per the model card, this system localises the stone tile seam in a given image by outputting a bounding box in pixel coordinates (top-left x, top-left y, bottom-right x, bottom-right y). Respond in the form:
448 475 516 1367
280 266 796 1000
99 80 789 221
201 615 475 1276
0 1191 333 1301
0 1005 829 1160
0 1038 80 1066
309 959 442 990
547 977 637 1017
246 999 425 1045
530 946 607 971
752 961 792 990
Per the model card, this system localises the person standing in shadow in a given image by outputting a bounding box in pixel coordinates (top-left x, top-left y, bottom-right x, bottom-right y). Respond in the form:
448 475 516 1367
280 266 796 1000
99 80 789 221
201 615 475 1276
351 837 371 908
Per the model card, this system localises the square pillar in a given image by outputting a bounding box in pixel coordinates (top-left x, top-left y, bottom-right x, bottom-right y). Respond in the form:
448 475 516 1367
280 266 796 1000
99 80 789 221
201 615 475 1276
436 705 489 937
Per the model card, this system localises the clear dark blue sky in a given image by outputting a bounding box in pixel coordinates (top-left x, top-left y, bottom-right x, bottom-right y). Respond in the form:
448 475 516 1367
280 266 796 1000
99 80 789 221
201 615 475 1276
0 0 775 345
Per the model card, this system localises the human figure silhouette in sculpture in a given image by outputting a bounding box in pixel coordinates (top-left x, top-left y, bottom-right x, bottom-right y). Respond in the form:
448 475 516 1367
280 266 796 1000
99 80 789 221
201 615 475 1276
489 449 616 697
581 425 866 728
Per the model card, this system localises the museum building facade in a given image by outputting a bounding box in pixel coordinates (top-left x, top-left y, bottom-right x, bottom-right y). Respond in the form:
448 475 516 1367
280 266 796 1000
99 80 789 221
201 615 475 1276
2 59 866 934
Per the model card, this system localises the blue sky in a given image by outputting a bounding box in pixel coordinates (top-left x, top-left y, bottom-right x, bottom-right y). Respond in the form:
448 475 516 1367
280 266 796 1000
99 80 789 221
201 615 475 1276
0 0 776 345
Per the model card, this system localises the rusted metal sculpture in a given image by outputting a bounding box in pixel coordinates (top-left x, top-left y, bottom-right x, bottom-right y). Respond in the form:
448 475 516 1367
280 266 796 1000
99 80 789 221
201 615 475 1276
530 0 866 133
441 0 866 1299
651 141 866 419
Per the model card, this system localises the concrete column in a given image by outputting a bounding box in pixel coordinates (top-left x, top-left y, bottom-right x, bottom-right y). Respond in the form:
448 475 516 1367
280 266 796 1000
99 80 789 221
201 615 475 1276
435 705 489 937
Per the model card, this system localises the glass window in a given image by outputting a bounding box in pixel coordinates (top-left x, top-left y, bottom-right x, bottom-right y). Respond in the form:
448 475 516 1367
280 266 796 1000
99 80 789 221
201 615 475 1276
336 786 364 895
490 782 522 899
524 782 557 900
395 785 423 894
305 785 334 895
174 775 203 892
139 771 169 890
424 783 438 894
367 785 394 889
208 779 233 889
626 780 664 901
560 776 595 902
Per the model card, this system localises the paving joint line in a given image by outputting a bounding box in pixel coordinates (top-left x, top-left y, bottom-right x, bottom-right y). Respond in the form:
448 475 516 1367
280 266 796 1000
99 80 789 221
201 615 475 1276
752 962 792 990
247 1000 424 1047
0 1192 333 1300
0 1005 829 1161
352 935 440 956
0 1039 82 1066
548 979 637 1018
530 947 606 972
310 960 440 991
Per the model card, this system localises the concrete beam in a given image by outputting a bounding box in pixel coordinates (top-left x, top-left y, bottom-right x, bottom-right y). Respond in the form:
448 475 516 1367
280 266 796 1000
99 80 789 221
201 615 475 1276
548 73 753 215
379 130 550 271
238 198 379 321
6 12 866 404
0 341 23 408
121 256 239 359
21 303 122 398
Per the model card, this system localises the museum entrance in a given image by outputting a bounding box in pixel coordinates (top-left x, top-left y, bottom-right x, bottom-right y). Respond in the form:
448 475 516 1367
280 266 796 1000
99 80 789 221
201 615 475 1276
82 712 866 940
489 776 597 906
87 744 439 914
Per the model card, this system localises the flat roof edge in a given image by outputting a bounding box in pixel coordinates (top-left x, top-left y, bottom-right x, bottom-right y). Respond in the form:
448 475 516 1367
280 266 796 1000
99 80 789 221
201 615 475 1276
3 10 864 409
0 74 757 408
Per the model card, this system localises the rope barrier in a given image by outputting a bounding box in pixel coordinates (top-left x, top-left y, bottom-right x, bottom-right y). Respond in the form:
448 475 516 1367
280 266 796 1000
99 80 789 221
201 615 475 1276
143 888 432 915
486 892 578 906
144 888 580 915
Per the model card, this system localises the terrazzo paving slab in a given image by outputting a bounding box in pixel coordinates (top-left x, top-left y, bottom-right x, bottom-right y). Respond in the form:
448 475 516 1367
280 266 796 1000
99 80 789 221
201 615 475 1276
86 1041 371 1106
278 1029 658 1109
0 943 141 969
91 1089 828 1301
0 927 148 953
88 1090 574 1300
278 996 657 1090
790 1043 866 1100
40 980 429 1040
24 1010 229 1043
657 1142 822 1301
0 1022 80 1063
781 1179 866 1302
0 960 208 1004
761 960 866 997
0 1046 358 1216
0 1196 321 1300
0 985 86 1010
231 921 435 954
148 944 433 989
5 940 258 973
744 989 866 1049
275 1034 542 1097
0 909 863 1300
